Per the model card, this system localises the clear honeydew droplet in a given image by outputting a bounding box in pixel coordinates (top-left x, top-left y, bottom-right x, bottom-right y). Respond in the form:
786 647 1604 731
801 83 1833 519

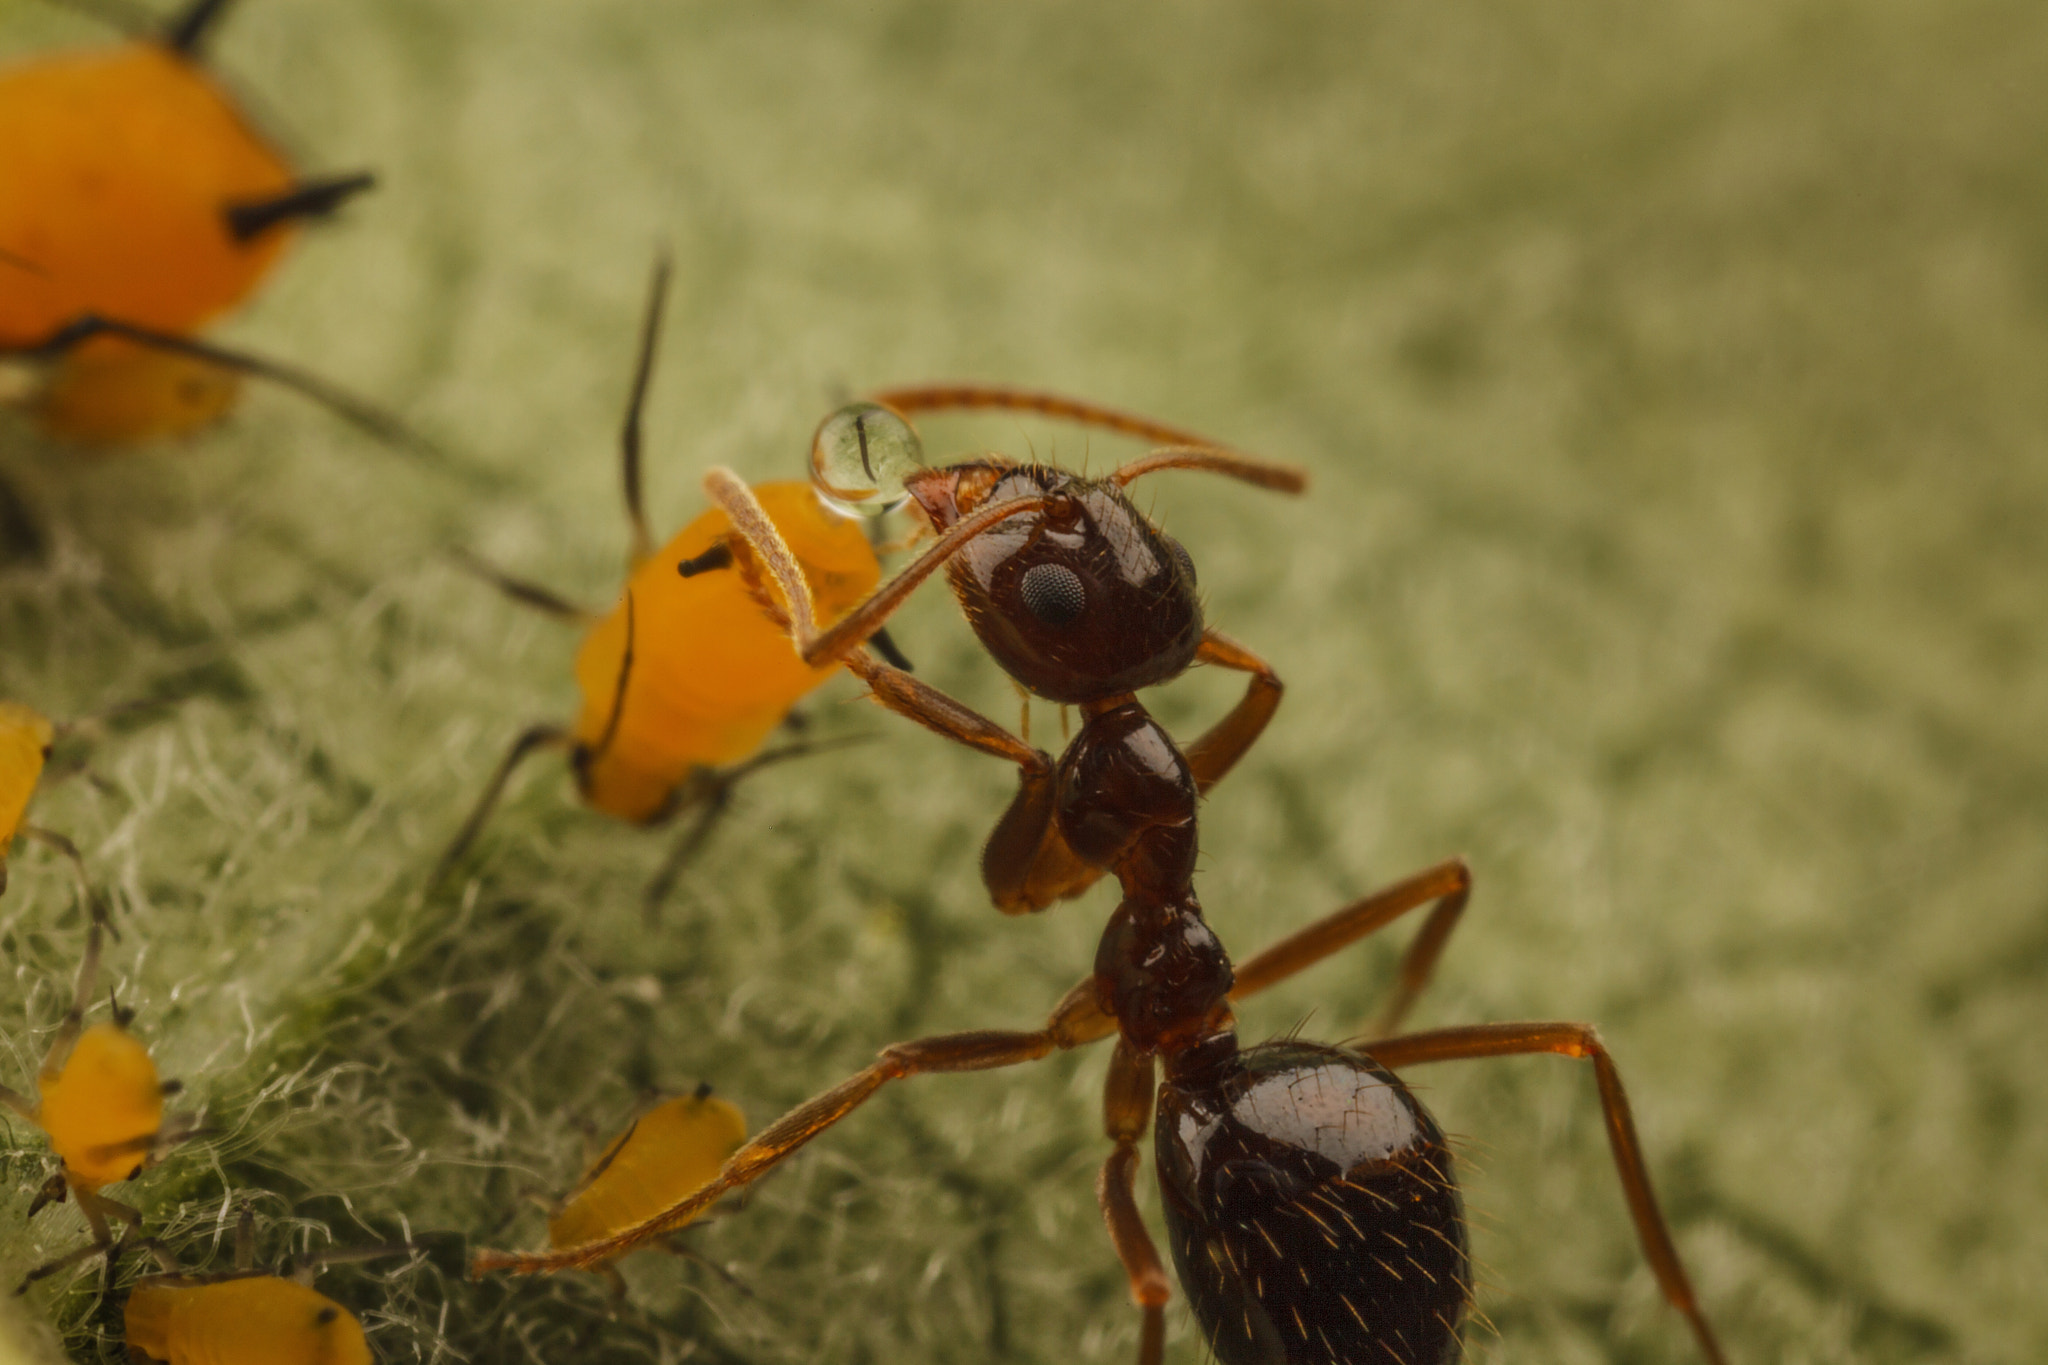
811 402 924 517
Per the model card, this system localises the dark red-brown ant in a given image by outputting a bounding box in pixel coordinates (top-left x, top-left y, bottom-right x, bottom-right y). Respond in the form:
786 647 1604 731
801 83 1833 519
475 392 1726 1365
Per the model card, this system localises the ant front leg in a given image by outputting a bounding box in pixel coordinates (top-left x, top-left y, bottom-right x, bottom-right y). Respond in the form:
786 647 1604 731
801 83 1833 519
1229 857 1472 1037
1180 628 1284 796
1367 1022 1728 1365
836 647 1100 913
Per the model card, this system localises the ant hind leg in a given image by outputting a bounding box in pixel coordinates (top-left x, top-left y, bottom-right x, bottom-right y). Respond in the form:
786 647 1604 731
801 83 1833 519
1365 1021 1727 1365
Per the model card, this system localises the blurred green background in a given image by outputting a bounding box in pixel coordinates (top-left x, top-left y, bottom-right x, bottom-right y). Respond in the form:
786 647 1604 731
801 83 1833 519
3 1 2045 1361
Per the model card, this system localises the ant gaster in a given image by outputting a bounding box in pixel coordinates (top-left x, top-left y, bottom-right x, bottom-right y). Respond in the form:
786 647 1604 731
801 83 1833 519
477 396 1726 1365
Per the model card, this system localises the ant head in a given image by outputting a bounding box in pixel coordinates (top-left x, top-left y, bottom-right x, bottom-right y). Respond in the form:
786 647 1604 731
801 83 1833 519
904 460 1204 705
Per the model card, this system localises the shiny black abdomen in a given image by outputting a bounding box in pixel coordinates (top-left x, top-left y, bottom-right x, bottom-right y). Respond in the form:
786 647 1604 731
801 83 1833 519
1155 1041 1469 1365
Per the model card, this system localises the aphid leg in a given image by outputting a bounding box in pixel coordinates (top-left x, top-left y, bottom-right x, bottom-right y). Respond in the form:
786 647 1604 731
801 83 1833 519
11 824 101 926
472 981 1114 1276
1181 629 1284 797
1227 858 1473 1038
429 725 573 891
704 467 1046 667
14 316 440 458
14 1235 110 1295
1097 1041 1169 1365
235 1204 256 1271
448 547 600 623
37 907 108 1086
617 254 672 569
1366 1022 1728 1365
867 385 1228 452
655 1236 754 1298
642 737 873 921
15 1184 147 1292
0 1084 36 1123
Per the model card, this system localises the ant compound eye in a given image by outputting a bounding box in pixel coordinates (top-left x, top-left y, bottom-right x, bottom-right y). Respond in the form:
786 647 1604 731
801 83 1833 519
811 403 924 518
1020 562 1087 626
1168 537 1196 587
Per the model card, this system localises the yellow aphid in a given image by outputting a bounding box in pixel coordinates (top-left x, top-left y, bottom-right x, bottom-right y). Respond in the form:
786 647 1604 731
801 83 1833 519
549 1089 748 1253
0 0 381 442
435 262 886 908
569 482 880 822
28 342 240 443
37 1019 164 1190
0 699 55 870
125 1275 370 1365
3 912 188 1293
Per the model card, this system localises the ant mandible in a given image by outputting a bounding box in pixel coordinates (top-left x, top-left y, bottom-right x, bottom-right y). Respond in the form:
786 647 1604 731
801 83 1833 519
475 404 1726 1364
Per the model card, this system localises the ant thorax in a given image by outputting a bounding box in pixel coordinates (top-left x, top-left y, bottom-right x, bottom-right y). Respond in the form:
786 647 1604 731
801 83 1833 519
905 462 1204 704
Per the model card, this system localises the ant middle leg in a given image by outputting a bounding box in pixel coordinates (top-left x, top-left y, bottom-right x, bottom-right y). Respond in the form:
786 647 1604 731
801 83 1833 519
1228 857 1473 1037
472 982 1112 1276
1365 1021 1727 1365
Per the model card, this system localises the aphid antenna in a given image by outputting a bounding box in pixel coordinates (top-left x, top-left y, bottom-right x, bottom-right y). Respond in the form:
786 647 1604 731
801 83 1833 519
161 0 238 58
446 547 600 624
12 316 447 463
618 253 673 568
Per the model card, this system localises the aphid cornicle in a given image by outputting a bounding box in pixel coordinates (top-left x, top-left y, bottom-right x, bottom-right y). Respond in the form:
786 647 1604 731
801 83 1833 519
475 399 1727 1365
434 261 893 910
1 907 193 1292
0 0 405 443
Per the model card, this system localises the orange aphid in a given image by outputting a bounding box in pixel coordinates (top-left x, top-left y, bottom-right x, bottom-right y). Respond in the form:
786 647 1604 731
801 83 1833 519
0 700 56 885
0 698 99 905
36 1019 165 1191
2 909 189 1292
549 1087 748 1254
125 1275 371 1365
434 262 884 906
568 484 880 822
0 0 377 441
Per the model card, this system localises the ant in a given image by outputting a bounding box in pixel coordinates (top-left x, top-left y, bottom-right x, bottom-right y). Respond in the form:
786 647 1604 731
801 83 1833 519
125 1205 413 1365
432 260 904 911
475 400 1729 1363
3 899 197 1296
0 0 419 447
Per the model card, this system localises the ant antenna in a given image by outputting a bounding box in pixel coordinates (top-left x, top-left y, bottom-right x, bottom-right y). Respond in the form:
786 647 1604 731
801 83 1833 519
1109 444 1307 494
619 254 672 567
867 384 1223 451
704 467 1045 667
162 0 238 57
